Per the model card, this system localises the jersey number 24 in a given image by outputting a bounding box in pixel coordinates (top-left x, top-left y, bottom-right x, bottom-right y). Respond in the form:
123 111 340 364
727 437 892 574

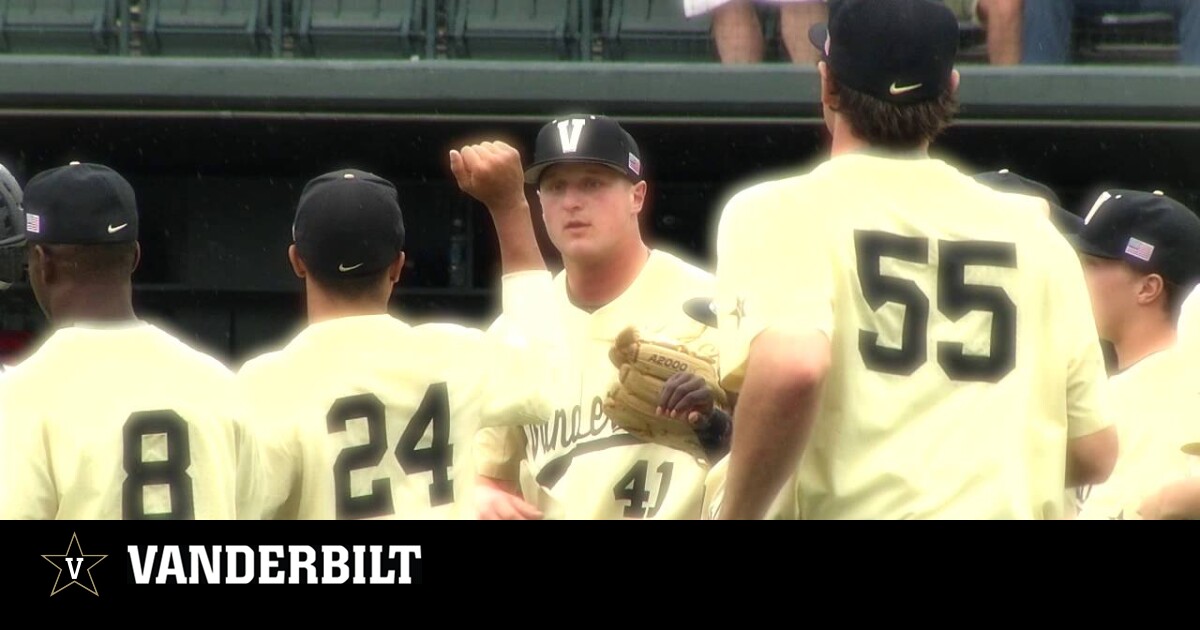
328 383 453 519
855 231 1017 383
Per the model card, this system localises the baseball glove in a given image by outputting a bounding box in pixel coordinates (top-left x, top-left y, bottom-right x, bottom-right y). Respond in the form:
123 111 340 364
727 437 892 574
603 326 727 461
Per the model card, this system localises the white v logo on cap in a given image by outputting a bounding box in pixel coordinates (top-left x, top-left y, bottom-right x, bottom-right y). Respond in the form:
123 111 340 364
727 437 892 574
1084 192 1112 225
557 119 587 154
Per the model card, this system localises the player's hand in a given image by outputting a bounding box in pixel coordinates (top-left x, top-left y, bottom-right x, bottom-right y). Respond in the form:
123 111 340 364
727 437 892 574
1138 491 1165 520
449 141 527 215
475 476 543 520
657 371 716 429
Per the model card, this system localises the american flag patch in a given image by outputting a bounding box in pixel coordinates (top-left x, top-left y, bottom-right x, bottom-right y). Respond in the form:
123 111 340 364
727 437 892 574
25 212 40 234
1125 237 1155 262
628 153 641 176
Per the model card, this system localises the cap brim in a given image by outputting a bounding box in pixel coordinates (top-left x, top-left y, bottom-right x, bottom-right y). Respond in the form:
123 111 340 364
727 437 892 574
683 297 718 328
1049 205 1084 236
1066 232 1120 260
808 23 829 58
524 158 635 185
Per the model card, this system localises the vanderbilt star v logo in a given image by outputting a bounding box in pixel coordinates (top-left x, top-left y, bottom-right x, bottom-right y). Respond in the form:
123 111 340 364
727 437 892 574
43 533 107 596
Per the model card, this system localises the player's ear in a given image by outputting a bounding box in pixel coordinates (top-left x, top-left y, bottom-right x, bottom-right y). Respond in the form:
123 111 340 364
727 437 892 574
388 252 405 284
287 244 306 280
30 244 52 284
819 61 836 107
950 69 961 96
630 180 647 216
1137 272 1165 307
130 242 142 274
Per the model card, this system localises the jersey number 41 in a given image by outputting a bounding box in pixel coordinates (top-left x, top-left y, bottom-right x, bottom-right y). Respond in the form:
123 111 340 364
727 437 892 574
855 230 1017 383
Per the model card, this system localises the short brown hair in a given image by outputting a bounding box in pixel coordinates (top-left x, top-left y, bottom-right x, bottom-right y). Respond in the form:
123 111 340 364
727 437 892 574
831 75 960 150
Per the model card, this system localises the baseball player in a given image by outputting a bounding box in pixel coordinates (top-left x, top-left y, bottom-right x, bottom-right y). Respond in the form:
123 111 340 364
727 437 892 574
236 169 551 520
454 117 731 520
1069 190 1200 520
0 162 261 520
712 0 1116 520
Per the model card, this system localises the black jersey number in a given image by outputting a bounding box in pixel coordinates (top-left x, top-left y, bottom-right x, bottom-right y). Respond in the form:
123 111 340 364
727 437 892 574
855 231 1017 383
122 410 195 520
328 383 453 519
613 460 675 518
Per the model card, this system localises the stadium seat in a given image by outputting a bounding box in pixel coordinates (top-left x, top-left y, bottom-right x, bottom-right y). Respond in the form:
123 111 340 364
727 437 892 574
448 0 582 61
601 0 713 62
293 0 426 59
142 0 271 57
1075 11 1179 64
0 0 119 54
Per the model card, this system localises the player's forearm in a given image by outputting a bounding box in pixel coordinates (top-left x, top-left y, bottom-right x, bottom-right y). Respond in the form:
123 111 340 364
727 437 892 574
489 199 546 275
718 332 828 519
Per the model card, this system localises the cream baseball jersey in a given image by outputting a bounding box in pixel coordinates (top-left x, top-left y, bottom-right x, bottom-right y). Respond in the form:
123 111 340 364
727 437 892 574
238 314 549 520
714 152 1112 520
1076 347 1197 520
0 322 260 520
475 249 718 519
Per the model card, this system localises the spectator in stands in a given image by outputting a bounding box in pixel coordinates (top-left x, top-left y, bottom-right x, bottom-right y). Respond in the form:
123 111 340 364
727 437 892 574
1024 1 1200 64
944 0 1024 65
686 0 827 64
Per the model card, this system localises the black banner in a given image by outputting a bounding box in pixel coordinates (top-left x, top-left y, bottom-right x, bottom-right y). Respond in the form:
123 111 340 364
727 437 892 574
8 519 1125 612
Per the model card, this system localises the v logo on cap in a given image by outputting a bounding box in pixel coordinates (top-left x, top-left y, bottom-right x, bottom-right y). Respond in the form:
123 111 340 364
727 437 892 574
557 119 587 154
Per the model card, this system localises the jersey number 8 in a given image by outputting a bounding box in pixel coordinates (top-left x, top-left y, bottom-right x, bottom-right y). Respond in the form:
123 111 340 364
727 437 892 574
122 410 195 520
855 231 1017 383
328 383 453 519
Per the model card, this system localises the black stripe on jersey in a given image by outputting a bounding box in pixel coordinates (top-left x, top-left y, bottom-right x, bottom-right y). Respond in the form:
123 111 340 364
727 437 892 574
535 434 645 488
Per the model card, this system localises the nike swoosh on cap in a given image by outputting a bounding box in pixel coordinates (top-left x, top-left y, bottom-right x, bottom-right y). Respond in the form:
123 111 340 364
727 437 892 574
107 223 128 233
339 262 364 272
889 82 923 95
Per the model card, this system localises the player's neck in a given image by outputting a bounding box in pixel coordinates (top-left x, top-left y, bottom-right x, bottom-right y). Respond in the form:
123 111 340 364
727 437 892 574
830 118 930 158
307 296 391 321
305 290 390 324
1113 318 1177 372
564 240 651 311
49 284 137 326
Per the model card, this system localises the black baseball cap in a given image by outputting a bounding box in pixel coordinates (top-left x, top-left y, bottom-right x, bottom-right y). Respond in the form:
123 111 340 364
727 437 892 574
1071 189 1200 287
809 0 959 104
973 169 1084 236
524 114 643 185
22 162 138 244
293 169 405 280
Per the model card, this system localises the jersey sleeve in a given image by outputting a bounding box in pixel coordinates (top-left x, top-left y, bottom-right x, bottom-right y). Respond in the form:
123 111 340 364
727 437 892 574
714 183 835 392
473 425 527 481
0 388 56 519
1055 243 1113 439
234 364 302 520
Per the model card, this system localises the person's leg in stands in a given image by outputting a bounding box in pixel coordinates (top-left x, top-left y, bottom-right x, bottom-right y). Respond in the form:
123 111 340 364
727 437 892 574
1145 0 1200 64
780 1 827 64
711 0 765 63
1022 0 1075 63
979 0 1023 65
